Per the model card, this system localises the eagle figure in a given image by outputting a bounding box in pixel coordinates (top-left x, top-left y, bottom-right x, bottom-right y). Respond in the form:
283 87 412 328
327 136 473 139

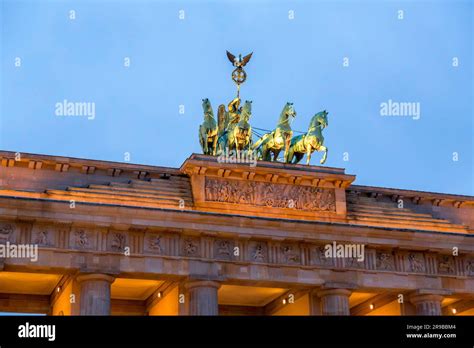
226 51 253 68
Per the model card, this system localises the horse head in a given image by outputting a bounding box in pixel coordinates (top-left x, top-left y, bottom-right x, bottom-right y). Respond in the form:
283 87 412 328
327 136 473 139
309 110 329 131
240 100 252 122
278 102 296 127
202 98 214 118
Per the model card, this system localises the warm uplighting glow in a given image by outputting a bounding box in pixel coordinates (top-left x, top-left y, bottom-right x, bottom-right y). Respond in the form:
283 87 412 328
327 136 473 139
452 308 457 314
218 285 287 307
111 279 164 300
56 286 61 293
157 291 162 298
282 299 287 305
369 303 374 310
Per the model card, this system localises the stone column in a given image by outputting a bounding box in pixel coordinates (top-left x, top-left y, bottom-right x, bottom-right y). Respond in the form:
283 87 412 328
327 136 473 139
76 273 115 315
185 280 220 316
317 289 352 315
410 294 443 316
308 290 322 315
400 301 416 316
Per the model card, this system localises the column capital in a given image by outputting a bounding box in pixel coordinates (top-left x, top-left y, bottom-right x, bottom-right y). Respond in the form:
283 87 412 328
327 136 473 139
184 280 221 291
320 282 357 290
410 288 452 296
317 288 352 298
409 292 444 316
409 294 444 305
76 273 116 284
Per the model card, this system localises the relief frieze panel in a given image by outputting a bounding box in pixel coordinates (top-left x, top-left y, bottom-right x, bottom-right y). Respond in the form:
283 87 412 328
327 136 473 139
204 177 336 212
31 225 55 247
407 252 426 273
437 255 455 275
145 234 164 255
70 228 96 250
465 258 474 276
107 231 127 252
0 220 472 279
0 222 15 244
376 251 396 271
344 256 365 269
214 239 234 260
248 241 268 263
309 245 335 267
181 237 200 257
280 244 301 265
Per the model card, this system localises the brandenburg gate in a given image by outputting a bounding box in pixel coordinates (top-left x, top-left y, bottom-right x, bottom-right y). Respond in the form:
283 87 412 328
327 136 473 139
0 151 473 316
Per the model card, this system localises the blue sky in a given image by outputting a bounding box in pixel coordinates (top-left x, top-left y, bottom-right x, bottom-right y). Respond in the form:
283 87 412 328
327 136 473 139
1 0 472 195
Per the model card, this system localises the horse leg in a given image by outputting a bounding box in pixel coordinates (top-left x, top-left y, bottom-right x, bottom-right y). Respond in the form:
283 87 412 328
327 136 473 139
212 135 218 156
255 145 261 160
283 136 291 163
273 149 281 162
203 130 210 154
285 145 293 163
305 144 313 165
216 137 222 156
199 126 205 153
294 152 304 164
247 135 252 151
263 148 271 161
319 146 328 164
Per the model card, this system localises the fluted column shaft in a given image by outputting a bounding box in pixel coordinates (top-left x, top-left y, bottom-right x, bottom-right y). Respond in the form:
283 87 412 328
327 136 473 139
317 289 352 315
185 280 220 316
76 273 115 315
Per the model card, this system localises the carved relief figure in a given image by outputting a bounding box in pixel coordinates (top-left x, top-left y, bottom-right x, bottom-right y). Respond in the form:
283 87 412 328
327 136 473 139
216 240 231 256
437 255 455 274
111 233 125 251
408 253 425 273
376 252 395 271
281 245 300 264
465 259 474 276
345 256 364 269
205 178 336 212
35 230 50 246
183 239 198 256
75 229 89 248
148 235 162 253
312 245 333 266
253 244 266 262
0 223 14 243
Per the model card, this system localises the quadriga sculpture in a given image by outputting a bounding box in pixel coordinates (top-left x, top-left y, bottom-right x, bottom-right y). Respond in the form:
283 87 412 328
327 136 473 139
285 110 329 165
229 100 253 151
253 102 296 161
198 98 218 155
217 98 253 153
216 97 240 155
